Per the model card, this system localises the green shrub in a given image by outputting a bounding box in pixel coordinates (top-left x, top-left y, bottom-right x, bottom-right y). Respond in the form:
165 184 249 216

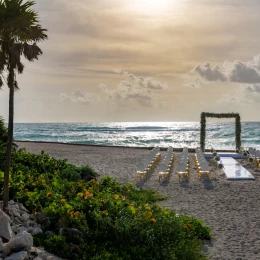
0 149 211 260
60 164 98 182
34 234 72 258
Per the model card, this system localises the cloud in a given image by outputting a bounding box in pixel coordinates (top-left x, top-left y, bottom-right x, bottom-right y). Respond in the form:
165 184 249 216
246 85 260 93
227 60 260 83
194 63 227 82
189 54 260 86
115 70 168 90
60 89 91 104
98 82 155 107
98 71 167 106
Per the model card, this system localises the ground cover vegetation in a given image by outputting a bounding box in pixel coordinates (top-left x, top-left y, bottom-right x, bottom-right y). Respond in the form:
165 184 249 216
0 118 211 259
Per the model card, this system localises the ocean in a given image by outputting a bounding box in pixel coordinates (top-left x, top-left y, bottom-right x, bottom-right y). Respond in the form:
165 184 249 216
13 122 260 150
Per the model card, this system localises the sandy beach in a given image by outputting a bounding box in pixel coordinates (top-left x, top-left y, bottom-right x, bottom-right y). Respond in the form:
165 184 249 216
15 141 260 260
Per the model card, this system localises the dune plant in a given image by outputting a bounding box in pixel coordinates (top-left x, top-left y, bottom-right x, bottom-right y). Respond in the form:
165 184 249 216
0 148 211 259
0 0 48 210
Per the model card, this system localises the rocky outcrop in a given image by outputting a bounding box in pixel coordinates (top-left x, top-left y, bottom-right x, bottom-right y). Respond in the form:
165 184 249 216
0 201 65 260
0 209 13 241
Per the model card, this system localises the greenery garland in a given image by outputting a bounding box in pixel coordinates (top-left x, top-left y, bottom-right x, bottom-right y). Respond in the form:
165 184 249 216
200 112 241 151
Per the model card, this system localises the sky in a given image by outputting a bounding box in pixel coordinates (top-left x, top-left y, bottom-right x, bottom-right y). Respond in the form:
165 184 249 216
1 0 260 122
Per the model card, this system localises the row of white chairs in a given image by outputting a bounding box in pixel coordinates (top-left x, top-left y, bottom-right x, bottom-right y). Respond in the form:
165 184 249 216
177 147 190 182
135 147 161 181
158 146 174 182
195 147 210 180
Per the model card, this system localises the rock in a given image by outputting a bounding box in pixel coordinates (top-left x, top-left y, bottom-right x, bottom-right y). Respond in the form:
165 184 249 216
22 220 37 229
4 251 28 260
0 209 13 241
2 231 33 256
20 214 29 223
30 247 66 260
31 228 43 236
18 204 29 213
46 256 55 260
16 227 27 235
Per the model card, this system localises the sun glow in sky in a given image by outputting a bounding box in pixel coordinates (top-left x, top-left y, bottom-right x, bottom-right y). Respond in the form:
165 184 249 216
1 0 260 122
132 0 176 14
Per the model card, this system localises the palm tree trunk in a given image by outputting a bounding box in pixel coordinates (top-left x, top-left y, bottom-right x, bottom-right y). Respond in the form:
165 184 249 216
3 70 14 211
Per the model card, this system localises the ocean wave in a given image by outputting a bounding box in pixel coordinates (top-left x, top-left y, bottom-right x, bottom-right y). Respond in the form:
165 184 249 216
13 122 260 150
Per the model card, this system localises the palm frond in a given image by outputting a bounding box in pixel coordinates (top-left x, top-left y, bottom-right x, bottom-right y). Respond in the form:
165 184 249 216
0 0 48 44
16 61 24 74
14 79 19 90
7 71 19 90
0 0 47 86
23 42 42 61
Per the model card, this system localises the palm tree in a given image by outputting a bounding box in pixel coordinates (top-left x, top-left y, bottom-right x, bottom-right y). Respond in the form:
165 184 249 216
0 0 47 210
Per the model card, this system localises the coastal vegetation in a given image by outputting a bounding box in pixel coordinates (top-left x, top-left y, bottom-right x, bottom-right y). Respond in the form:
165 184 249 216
0 0 48 210
0 120 211 259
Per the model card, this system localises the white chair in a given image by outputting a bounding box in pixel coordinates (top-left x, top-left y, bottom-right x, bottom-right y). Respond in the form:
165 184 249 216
177 162 189 182
159 162 170 182
136 163 148 180
198 161 210 180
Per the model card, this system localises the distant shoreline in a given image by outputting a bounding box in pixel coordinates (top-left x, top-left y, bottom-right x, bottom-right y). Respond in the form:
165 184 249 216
14 140 237 153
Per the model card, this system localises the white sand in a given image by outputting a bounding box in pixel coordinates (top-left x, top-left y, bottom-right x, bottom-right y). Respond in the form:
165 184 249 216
15 141 260 260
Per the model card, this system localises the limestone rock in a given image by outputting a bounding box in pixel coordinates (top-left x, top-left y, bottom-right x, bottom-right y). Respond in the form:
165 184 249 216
2 231 33 256
4 251 28 260
31 227 43 236
0 209 13 241
20 213 29 223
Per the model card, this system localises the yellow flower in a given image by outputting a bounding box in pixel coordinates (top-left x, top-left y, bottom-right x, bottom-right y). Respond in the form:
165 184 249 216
145 211 153 220
184 224 192 231
145 204 151 211
103 210 109 216
151 218 156 223
60 198 66 203
114 194 119 200
77 192 83 198
74 211 80 219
